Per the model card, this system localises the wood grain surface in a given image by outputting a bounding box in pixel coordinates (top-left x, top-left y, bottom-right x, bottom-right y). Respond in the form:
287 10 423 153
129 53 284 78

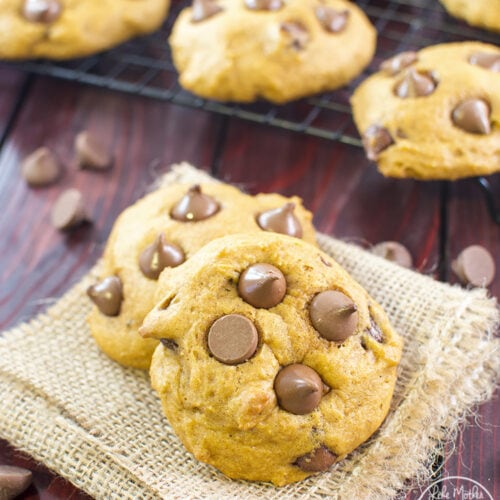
0 72 498 500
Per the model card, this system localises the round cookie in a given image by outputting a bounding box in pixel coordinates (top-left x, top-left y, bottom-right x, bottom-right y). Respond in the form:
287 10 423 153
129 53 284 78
351 42 500 180
439 0 500 33
143 232 403 486
87 182 315 369
169 0 376 103
0 0 170 60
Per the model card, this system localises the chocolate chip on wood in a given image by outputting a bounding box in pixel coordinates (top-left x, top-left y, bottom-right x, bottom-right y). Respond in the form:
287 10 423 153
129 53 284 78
75 131 113 170
451 245 496 287
50 188 89 230
0 465 33 500
21 147 62 187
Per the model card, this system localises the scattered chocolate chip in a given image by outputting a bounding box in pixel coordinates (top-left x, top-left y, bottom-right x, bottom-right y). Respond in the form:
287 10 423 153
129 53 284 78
295 446 337 472
75 131 113 170
22 0 62 23
394 68 436 98
50 188 89 230
170 185 220 222
0 465 33 500
21 146 61 187
366 317 383 343
257 203 303 238
160 338 179 352
280 22 309 50
371 241 413 268
245 0 283 10
309 290 358 342
207 314 258 365
380 51 418 75
452 99 491 135
362 125 394 161
451 245 495 287
468 52 500 72
139 234 185 280
238 263 286 309
87 276 123 316
274 364 326 415
315 6 349 33
191 0 223 22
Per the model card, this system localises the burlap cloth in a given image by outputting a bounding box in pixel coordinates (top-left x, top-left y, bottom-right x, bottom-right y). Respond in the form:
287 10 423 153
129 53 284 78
0 164 498 499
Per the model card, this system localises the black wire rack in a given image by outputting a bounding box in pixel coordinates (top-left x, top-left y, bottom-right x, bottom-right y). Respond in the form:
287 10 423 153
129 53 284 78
2 0 499 222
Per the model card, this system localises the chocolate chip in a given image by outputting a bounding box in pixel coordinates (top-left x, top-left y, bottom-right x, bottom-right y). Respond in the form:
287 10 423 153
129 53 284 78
280 22 309 50
0 465 33 500
380 51 418 75
309 291 358 342
87 276 123 316
207 314 258 365
394 68 436 98
315 6 349 33
170 185 220 222
274 364 325 415
451 245 495 287
50 188 89 230
452 99 491 135
23 0 61 23
469 52 500 72
366 317 383 343
238 263 286 309
139 234 185 280
295 446 337 472
75 131 113 170
191 0 223 22
257 203 303 238
320 255 332 267
371 241 413 268
245 0 283 10
21 147 61 187
362 125 394 161
160 338 179 352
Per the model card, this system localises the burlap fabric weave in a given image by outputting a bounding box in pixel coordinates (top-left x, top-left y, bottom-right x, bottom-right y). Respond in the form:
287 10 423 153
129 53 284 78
0 164 498 499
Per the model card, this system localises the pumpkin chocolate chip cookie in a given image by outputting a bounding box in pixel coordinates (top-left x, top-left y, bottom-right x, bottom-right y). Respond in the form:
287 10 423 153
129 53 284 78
439 0 500 33
87 181 315 369
351 42 500 180
143 232 403 486
0 0 170 60
169 0 376 103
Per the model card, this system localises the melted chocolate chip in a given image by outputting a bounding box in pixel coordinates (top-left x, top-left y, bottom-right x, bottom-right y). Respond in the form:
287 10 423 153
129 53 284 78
170 185 220 222
245 0 283 10
87 276 123 316
191 0 223 22
371 241 413 268
257 203 303 238
315 6 349 33
295 446 337 472
75 131 113 170
394 68 436 98
380 51 418 75
238 263 286 309
468 52 500 72
452 99 491 135
362 125 394 161
0 465 33 500
160 338 179 352
309 291 358 342
139 234 185 280
21 147 61 187
451 245 495 287
280 22 309 50
207 314 258 365
274 364 325 415
23 0 62 23
50 188 89 230
366 317 383 343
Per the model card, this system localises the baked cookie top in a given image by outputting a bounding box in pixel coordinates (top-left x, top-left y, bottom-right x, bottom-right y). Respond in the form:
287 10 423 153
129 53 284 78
143 232 403 486
169 0 376 103
0 0 170 60
351 42 500 180
439 0 500 33
87 182 316 369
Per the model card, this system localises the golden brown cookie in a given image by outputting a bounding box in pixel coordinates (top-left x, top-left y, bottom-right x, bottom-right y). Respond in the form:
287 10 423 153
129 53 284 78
439 0 500 33
87 182 315 369
143 232 403 486
0 0 170 60
351 42 500 180
169 0 376 103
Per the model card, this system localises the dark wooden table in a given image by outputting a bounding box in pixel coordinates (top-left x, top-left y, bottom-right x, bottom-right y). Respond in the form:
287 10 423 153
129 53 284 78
0 65 498 499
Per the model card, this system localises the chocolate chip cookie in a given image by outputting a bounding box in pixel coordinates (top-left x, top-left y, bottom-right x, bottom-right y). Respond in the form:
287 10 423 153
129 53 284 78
0 0 170 59
351 42 500 180
439 0 500 33
143 232 403 485
169 0 376 103
87 182 315 369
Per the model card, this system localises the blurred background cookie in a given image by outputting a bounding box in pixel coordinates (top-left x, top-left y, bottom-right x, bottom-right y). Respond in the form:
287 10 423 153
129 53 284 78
439 0 500 33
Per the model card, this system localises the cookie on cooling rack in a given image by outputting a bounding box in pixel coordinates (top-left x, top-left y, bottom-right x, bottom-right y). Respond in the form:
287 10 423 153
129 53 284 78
0 0 170 59
87 180 316 369
351 42 500 180
439 0 500 33
169 0 376 103
142 232 403 486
